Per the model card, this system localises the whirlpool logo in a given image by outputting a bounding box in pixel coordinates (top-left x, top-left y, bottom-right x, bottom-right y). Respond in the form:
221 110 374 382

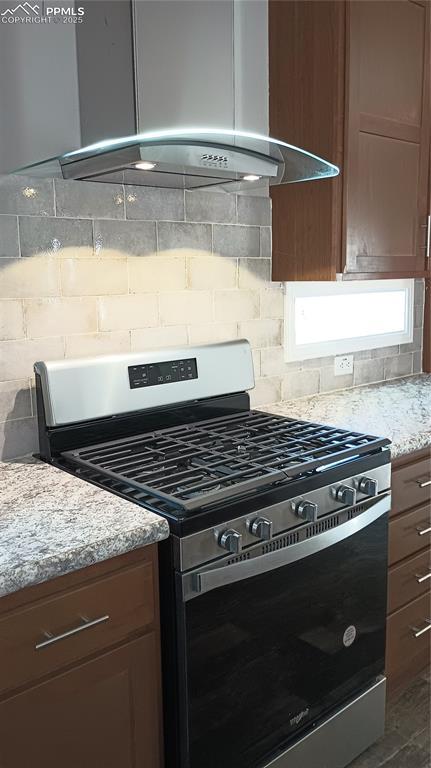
290 707 310 727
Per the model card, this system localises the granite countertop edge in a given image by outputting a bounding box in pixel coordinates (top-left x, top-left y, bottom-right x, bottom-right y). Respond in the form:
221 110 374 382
388 433 431 460
0 457 170 599
0 517 169 599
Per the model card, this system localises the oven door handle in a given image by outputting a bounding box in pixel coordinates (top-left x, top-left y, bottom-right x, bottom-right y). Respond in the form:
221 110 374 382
183 493 391 601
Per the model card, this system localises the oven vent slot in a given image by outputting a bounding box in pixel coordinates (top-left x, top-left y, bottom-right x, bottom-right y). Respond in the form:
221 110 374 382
262 531 300 554
226 552 251 565
305 515 340 538
348 504 367 520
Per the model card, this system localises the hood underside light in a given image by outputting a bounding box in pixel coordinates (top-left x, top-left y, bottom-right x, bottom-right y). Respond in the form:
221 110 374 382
135 161 157 170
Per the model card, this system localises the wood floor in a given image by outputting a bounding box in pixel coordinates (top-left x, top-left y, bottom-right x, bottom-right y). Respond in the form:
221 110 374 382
349 670 430 768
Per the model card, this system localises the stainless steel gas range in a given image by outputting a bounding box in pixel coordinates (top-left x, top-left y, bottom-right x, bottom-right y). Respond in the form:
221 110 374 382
34 340 391 768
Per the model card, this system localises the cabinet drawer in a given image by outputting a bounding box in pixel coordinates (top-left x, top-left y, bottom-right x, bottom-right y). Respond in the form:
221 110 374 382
388 504 431 565
386 593 431 694
387 548 431 614
0 560 154 696
391 454 431 517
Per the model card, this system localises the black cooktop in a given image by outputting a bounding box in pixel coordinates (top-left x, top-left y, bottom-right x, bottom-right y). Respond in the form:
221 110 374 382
61 409 390 519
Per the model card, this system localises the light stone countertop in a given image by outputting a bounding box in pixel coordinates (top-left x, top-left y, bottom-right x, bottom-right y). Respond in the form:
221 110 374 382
0 457 169 598
261 375 431 460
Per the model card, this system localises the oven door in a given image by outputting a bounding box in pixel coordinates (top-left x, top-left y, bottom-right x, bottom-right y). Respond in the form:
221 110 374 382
177 494 390 768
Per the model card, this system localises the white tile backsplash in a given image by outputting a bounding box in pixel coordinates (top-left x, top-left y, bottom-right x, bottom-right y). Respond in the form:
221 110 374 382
0 173 424 459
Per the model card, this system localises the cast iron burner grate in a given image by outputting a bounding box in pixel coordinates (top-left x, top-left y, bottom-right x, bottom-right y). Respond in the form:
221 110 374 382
61 410 389 513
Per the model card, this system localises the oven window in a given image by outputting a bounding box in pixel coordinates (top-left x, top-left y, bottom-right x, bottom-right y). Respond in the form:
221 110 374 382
182 514 388 768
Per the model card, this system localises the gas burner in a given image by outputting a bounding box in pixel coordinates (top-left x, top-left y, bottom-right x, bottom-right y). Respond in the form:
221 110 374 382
177 483 222 499
176 457 192 470
208 439 235 452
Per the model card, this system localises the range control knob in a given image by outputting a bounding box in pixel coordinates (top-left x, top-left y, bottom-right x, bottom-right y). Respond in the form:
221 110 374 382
293 500 318 523
334 484 357 506
356 476 378 496
218 529 243 554
247 516 273 541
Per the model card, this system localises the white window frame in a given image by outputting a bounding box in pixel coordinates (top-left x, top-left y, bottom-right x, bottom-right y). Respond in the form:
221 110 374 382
284 279 414 362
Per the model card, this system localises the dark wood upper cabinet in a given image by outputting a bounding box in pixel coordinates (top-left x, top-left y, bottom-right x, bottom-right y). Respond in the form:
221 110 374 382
344 0 430 277
270 0 430 282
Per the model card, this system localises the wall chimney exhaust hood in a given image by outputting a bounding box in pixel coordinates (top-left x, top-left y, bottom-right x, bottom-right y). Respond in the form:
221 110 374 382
13 128 339 190
1 1 339 190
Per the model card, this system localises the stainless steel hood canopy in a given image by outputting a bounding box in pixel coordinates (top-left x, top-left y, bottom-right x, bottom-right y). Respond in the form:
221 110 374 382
3 1 339 190
14 127 339 190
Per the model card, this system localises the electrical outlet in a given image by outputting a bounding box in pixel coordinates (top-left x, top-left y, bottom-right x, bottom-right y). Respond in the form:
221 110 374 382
334 355 354 376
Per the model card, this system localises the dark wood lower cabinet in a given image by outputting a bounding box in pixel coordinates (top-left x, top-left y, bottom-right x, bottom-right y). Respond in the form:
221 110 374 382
0 546 163 768
387 448 431 698
0 634 160 768
386 593 431 697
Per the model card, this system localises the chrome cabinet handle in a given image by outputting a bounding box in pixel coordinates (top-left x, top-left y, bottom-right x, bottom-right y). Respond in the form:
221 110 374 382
416 570 431 584
421 215 431 264
417 479 431 488
35 614 110 650
427 214 430 264
416 525 431 536
411 619 431 638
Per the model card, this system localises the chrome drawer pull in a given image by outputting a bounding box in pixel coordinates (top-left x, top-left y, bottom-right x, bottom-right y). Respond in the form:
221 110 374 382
427 213 431 265
416 570 431 584
422 215 431 262
416 525 431 536
417 479 431 488
35 614 110 650
411 619 431 639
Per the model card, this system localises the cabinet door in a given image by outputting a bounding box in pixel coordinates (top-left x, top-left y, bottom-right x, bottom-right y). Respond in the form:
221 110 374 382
0 634 161 768
269 0 346 281
344 0 430 277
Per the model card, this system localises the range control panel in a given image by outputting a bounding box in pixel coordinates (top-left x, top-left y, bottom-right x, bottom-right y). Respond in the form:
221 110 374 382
128 358 198 389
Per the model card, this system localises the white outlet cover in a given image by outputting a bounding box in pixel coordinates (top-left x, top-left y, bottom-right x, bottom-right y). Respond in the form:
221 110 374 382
334 355 354 376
